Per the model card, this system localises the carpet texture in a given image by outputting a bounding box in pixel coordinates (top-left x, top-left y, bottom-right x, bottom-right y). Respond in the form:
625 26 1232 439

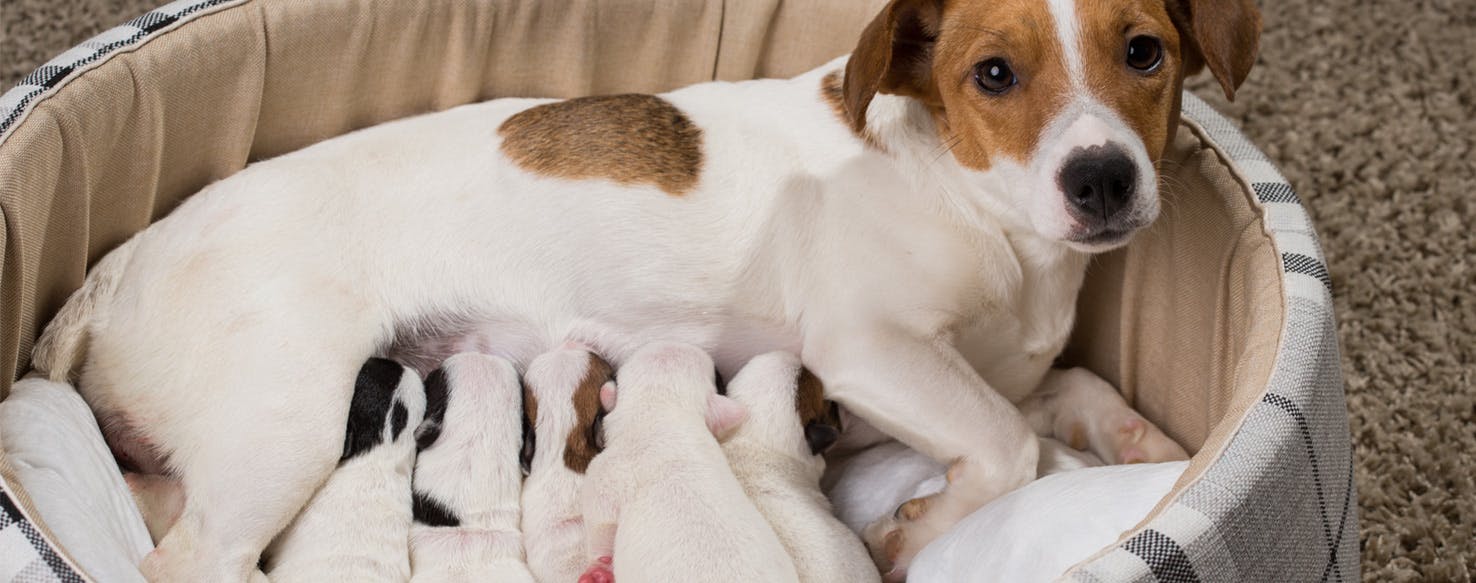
2 0 1473 580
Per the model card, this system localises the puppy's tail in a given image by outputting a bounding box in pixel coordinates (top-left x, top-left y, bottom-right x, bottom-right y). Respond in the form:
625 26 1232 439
31 236 139 383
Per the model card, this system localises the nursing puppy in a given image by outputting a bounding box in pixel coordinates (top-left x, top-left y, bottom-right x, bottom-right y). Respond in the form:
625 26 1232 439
263 358 423 583
722 352 879 583
579 342 798 583
409 353 535 583
33 0 1259 578
521 346 615 583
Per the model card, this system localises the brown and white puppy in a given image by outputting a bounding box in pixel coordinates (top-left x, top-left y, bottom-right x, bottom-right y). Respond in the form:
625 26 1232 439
578 342 798 583
34 0 1258 579
263 358 424 583
520 346 615 583
721 352 879 583
409 353 534 583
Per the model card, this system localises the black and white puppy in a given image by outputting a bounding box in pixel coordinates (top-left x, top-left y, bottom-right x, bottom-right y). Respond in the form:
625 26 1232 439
409 353 535 582
263 358 424 582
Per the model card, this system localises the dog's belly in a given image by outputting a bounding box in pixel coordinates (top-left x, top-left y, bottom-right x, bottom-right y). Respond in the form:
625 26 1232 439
385 311 801 377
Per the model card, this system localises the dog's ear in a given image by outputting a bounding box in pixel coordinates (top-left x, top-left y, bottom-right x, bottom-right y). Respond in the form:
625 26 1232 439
705 393 749 441
599 381 617 412
1168 0 1261 100
844 0 946 132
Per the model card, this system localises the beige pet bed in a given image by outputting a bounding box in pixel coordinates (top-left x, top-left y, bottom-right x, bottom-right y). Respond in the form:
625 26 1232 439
0 1 1356 581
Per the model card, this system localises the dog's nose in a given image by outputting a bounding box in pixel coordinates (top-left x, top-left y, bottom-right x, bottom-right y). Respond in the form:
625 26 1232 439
1059 145 1136 220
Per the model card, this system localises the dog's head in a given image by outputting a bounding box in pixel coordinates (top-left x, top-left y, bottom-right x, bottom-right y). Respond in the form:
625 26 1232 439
845 0 1260 251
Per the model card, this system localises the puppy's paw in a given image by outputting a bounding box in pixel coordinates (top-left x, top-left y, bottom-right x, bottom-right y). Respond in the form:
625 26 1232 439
577 557 614 583
1109 415 1188 464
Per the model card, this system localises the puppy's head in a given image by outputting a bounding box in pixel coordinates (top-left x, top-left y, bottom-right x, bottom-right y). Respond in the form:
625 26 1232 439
521 347 615 474
725 352 844 459
614 342 747 440
845 0 1260 251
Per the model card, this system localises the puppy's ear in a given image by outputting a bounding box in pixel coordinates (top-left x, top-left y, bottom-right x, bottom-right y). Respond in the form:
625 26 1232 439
599 381 617 412
705 394 749 441
844 0 945 132
1169 0 1261 100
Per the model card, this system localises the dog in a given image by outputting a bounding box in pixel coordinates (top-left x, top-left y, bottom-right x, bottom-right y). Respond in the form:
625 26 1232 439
721 352 879 583
31 0 1258 578
521 345 615 583
263 358 424 583
408 353 535 583
578 342 798 583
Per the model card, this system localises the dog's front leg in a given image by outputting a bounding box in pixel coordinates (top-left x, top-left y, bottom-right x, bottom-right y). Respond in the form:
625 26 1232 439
806 325 1039 581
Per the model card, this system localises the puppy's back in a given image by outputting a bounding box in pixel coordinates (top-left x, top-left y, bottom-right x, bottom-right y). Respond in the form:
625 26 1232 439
583 342 799 583
520 347 612 583
410 353 534 583
723 352 878 583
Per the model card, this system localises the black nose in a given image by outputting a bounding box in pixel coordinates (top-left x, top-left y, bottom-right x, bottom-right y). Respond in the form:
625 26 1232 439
1059 145 1137 220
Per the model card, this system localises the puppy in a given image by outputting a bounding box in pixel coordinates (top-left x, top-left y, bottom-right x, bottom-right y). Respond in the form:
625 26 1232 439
409 353 535 582
34 0 1259 577
520 346 615 583
579 342 798 583
263 358 424 583
721 352 879 583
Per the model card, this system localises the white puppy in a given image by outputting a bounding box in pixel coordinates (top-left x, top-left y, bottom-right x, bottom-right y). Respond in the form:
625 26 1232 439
722 352 879 583
521 346 615 583
409 353 534 582
263 358 424 583
908 461 1188 582
579 342 798 583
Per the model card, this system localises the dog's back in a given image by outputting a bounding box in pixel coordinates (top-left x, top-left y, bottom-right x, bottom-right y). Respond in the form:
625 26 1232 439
409 353 534 583
263 358 423 582
581 342 798 583
723 352 878 583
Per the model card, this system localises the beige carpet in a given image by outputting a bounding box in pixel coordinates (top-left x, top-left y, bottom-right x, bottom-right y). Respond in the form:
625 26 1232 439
3 0 1474 579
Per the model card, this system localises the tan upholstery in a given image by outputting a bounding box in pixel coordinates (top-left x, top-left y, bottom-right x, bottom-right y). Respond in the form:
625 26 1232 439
0 0 1281 574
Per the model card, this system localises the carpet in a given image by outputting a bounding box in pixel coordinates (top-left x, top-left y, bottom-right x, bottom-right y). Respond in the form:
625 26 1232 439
3 0 1473 580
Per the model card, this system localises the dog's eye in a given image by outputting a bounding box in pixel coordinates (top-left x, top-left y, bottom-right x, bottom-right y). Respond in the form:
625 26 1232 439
1126 36 1164 72
973 58 1017 95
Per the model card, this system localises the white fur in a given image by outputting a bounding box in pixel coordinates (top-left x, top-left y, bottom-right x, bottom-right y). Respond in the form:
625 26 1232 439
33 31 1184 575
409 353 534 583
580 343 798 583
909 462 1188 582
265 365 424 583
521 348 606 583
721 352 879 583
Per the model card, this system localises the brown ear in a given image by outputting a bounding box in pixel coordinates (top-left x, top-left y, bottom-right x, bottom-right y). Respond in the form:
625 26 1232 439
1170 0 1262 100
843 0 945 132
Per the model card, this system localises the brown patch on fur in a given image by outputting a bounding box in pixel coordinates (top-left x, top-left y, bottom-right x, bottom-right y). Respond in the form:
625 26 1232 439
1078 0 1185 163
822 71 883 149
929 0 1074 170
524 385 539 427
795 367 839 429
499 95 703 196
564 353 615 473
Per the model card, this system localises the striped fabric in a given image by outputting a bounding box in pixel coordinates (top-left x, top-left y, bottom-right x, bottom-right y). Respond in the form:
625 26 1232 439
1069 94 1358 583
0 0 247 142
0 494 82 583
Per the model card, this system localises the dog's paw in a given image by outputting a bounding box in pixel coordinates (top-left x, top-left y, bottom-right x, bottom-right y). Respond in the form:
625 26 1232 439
1109 415 1188 464
862 494 949 582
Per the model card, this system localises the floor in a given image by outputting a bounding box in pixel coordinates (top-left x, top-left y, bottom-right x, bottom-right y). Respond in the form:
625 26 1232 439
3 0 1473 579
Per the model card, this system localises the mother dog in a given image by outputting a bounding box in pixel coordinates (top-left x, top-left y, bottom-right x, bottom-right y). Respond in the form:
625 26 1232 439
34 0 1257 580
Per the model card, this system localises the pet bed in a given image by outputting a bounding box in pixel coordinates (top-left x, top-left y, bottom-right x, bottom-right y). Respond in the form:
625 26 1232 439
0 0 1357 581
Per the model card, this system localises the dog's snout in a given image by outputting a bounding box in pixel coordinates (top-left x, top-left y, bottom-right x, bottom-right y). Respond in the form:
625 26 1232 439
1059 145 1136 220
